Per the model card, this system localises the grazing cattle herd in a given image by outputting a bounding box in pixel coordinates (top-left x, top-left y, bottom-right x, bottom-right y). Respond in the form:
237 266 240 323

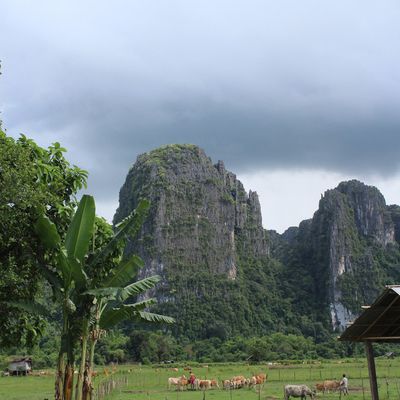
167 369 349 397
168 372 267 391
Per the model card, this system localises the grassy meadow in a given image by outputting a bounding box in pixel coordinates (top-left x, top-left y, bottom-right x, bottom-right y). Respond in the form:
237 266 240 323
2 358 400 400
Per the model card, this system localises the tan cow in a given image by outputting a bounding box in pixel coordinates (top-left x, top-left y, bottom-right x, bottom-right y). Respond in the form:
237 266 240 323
223 379 231 390
255 373 267 384
198 379 212 390
168 375 187 390
210 379 220 389
323 380 340 393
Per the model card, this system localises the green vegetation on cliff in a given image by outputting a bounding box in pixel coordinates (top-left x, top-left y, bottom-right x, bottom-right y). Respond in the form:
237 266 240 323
116 147 400 347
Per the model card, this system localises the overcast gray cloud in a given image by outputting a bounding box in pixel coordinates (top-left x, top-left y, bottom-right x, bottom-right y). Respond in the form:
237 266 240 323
1 0 400 228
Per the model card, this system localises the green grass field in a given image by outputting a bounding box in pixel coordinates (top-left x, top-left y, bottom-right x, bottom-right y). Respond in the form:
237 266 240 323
1 359 400 400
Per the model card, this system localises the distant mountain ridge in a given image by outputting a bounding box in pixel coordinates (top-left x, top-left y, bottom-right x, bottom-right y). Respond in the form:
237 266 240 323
115 144 400 340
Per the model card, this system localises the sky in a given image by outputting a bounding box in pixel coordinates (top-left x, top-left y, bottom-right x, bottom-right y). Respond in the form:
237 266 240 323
1 1 400 233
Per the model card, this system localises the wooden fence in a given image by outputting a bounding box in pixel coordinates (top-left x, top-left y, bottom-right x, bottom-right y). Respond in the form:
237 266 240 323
94 373 129 400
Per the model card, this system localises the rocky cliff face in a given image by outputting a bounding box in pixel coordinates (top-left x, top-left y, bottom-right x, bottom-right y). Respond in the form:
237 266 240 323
114 145 276 339
115 146 400 338
276 180 400 331
114 145 267 279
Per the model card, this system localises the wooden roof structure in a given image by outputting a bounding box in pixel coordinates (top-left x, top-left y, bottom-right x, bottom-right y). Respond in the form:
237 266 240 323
339 285 400 400
340 285 400 342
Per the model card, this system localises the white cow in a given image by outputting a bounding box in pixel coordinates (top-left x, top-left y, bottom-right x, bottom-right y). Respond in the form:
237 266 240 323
284 385 316 400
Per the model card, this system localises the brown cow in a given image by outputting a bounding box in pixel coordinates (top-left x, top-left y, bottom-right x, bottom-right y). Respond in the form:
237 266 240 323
315 383 324 392
210 379 220 389
256 373 267 384
223 379 231 390
198 380 212 390
323 380 340 393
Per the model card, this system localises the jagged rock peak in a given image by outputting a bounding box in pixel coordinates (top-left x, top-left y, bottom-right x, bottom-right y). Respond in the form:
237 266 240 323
322 180 394 246
114 144 268 282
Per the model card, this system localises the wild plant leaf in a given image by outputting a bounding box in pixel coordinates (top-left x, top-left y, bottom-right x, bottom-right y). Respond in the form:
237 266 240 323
6 301 51 318
102 255 144 288
35 213 61 249
118 275 161 302
65 194 95 262
57 251 72 287
40 266 63 299
137 311 175 324
68 257 88 289
100 298 157 328
89 199 149 268
84 287 120 299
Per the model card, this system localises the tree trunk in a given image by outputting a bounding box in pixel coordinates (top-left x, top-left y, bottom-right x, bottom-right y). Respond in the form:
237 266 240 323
54 351 64 400
86 337 98 400
63 362 74 400
75 320 89 400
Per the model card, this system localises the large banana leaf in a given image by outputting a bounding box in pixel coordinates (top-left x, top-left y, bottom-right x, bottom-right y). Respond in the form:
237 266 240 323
83 287 120 300
118 275 161 302
102 255 144 288
84 275 160 302
99 298 157 329
89 199 150 268
40 266 63 298
68 257 88 289
57 251 73 286
137 311 175 324
7 301 51 318
35 214 61 249
65 194 95 262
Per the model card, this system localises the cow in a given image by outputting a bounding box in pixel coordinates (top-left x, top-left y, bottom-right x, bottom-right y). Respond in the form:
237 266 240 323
198 379 212 390
323 380 340 393
178 377 189 391
223 379 231 390
232 376 246 389
249 376 257 388
315 382 324 392
168 375 187 390
284 385 316 400
255 373 267 384
210 379 220 389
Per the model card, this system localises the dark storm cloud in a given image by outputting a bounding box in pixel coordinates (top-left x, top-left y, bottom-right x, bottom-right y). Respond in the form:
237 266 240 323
1 0 400 203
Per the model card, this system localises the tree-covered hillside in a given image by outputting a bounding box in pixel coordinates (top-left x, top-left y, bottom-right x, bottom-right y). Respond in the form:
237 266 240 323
115 145 400 344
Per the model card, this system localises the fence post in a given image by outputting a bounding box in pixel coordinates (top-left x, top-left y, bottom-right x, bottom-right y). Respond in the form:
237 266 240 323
362 377 366 400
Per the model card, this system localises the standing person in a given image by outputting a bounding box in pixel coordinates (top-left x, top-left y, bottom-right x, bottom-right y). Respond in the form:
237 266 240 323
340 374 349 395
189 372 196 390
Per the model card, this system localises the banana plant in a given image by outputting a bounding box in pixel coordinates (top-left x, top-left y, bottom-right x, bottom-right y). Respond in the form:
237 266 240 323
31 195 173 400
34 195 96 400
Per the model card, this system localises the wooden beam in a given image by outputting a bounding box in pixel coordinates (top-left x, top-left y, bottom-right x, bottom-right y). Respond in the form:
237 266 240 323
363 336 400 341
365 341 379 400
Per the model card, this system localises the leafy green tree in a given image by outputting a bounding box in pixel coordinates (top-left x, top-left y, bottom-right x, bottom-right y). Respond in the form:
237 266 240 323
0 130 87 347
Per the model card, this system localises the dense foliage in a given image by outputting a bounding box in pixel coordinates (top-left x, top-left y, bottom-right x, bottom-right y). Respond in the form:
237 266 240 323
0 130 87 347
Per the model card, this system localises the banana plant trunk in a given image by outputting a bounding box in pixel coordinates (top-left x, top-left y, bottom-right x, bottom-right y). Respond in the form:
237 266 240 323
63 362 74 400
54 351 64 400
75 319 89 400
85 337 98 400
84 314 100 400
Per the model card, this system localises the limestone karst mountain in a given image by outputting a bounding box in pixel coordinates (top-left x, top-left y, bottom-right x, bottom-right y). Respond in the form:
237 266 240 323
272 180 400 331
115 144 400 339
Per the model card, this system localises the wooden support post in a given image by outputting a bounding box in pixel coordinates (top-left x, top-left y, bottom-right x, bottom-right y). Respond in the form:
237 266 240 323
365 341 379 400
